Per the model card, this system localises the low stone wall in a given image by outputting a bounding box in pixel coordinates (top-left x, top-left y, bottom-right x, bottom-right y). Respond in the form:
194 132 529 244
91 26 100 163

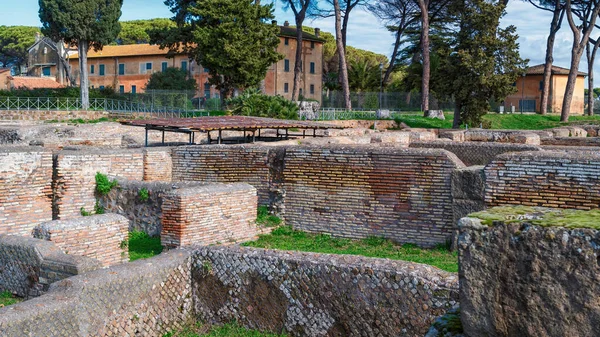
283 146 464 247
0 234 101 299
171 145 285 206
144 147 173 181
410 141 541 166
0 250 193 336
458 209 600 337
0 110 108 121
541 137 600 147
464 129 542 144
33 214 129 266
485 151 600 210
0 146 53 236
99 179 206 237
53 148 144 219
192 246 459 337
162 183 258 248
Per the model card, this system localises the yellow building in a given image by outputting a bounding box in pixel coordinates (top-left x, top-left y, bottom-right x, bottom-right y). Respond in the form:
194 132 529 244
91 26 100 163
57 23 323 101
505 64 587 114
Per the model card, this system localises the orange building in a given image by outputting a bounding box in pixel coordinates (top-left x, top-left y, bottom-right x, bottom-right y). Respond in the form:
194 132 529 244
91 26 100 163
59 23 323 101
504 64 587 114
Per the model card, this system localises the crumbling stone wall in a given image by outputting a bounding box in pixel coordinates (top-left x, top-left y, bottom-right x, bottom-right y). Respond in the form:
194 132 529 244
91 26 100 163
193 246 459 337
541 137 600 147
451 166 486 225
33 214 129 266
53 148 144 219
283 146 464 247
410 141 541 166
0 146 53 235
171 145 285 206
0 110 107 121
143 147 173 181
485 151 600 210
162 183 258 248
0 250 193 337
0 234 101 299
458 215 600 337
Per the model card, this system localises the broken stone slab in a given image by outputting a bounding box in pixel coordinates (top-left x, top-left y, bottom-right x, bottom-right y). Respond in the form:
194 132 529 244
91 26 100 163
424 110 445 120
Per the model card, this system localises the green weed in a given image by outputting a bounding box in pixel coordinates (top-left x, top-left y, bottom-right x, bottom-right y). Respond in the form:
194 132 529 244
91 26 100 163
128 231 163 261
256 206 282 228
95 172 118 196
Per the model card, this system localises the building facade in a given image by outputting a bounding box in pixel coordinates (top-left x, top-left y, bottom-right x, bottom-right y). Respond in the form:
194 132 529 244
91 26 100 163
504 64 586 114
48 23 324 101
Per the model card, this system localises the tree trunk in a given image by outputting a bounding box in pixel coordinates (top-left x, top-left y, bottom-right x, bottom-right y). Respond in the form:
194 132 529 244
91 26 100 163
418 0 430 114
540 0 564 115
561 48 583 121
587 38 600 116
292 19 304 101
334 0 351 110
384 22 406 85
452 100 461 129
78 40 89 110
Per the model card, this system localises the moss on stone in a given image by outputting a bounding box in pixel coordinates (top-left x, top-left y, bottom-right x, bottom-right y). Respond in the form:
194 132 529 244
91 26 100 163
469 206 600 230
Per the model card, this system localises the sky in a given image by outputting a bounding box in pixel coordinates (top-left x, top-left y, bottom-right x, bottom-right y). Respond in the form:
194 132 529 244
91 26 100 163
1 0 597 86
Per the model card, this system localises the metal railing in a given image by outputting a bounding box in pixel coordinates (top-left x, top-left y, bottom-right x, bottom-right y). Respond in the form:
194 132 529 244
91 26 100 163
315 108 417 121
0 97 211 119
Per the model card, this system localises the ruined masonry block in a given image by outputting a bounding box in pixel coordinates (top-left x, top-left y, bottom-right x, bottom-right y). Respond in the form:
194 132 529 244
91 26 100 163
161 183 258 248
0 147 53 236
34 213 129 267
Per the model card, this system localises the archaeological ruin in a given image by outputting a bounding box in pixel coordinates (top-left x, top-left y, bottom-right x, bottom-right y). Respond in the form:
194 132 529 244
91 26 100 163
1 114 600 336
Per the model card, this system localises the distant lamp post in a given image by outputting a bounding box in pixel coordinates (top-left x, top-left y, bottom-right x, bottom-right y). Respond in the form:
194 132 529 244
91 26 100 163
521 72 526 114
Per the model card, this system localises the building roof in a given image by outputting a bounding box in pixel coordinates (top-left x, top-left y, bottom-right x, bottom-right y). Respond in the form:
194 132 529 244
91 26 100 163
278 26 325 43
8 76 64 89
525 64 587 76
0 68 10 75
71 25 324 59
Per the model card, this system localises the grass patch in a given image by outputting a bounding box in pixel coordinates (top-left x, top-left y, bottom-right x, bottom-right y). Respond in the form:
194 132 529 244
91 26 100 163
470 206 600 229
0 291 21 308
393 113 600 130
45 117 116 124
163 322 287 337
242 226 458 272
128 231 163 261
256 206 282 228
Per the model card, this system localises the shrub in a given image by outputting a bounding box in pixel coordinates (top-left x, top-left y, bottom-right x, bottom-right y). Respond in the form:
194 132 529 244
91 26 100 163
95 172 118 196
138 188 149 202
227 88 298 120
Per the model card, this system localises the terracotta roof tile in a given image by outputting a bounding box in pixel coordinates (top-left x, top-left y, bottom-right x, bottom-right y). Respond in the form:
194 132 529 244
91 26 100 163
526 64 587 76
9 76 64 89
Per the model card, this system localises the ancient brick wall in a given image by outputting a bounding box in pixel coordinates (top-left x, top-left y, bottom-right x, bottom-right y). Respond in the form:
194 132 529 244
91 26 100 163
193 246 459 337
0 147 53 236
0 234 101 299
143 147 173 181
410 141 541 166
283 147 464 247
0 250 193 337
34 214 129 266
162 183 258 248
485 151 600 209
53 148 144 219
541 137 600 147
0 110 107 122
171 145 285 205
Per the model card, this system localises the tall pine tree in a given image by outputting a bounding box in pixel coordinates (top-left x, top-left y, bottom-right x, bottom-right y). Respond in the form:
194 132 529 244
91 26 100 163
39 0 123 108
443 0 527 128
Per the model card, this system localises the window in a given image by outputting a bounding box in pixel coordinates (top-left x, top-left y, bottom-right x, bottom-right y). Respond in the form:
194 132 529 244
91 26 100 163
284 59 290 72
99 64 105 76
146 62 152 70
204 83 211 98
285 37 289 45
310 62 315 74
284 83 289 93
162 62 168 72
539 80 544 91
204 68 209 73
42 67 51 76
99 85 105 89
181 60 188 72
119 85 125 93
131 85 137 94
118 63 125 75
90 65 95 74
311 41 315 49
310 84 315 95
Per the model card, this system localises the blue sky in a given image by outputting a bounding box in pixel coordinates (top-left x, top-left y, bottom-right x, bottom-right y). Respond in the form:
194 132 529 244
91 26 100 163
1 0 596 84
